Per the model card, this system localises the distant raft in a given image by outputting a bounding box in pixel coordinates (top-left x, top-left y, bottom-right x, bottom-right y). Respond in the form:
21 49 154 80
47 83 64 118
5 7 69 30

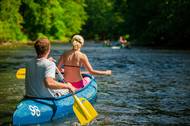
12 74 97 125
111 46 121 49
108 41 131 49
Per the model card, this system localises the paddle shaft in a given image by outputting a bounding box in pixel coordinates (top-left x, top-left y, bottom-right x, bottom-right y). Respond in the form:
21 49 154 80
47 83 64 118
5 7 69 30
56 67 64 80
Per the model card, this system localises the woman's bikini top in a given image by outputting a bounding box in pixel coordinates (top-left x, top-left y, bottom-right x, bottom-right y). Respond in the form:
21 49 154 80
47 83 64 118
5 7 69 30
64 64 81 68
63 51 82 68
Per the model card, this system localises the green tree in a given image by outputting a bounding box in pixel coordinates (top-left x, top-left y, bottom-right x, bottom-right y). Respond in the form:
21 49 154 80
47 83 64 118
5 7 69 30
83 0 124 40
0 0 27 42
58 0 87 39
20 0 87 41
125 0 190 46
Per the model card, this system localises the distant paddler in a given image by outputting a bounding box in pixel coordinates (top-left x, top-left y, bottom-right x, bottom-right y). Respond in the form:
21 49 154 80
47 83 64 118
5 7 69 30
119 36 129 48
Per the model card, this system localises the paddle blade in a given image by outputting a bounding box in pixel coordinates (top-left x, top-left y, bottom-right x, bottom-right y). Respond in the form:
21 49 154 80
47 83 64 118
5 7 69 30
73 97 98 125
16 68 26 79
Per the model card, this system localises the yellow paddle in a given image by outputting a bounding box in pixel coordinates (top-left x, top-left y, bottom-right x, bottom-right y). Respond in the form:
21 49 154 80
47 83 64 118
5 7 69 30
56 68 98 125
73 95 98 125
16 67 98 125
16 67 63 80
16 68 26 79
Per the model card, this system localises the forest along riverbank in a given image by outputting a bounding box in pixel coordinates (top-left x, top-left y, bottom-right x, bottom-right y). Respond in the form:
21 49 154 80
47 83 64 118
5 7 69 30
0 42 190 125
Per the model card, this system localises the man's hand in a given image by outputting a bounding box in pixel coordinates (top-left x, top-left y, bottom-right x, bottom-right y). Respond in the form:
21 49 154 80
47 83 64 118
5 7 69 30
106 70 112 75
66 82 76 93
61 68 64 73
48 57 56 62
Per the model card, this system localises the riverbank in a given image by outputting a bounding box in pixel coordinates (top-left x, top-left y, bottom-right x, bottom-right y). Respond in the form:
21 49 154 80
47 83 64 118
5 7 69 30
1 40 190 51
0 40 67 49
0 41 30 49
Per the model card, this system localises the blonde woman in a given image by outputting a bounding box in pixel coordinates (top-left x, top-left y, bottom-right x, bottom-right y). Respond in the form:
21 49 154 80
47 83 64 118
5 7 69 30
57 35 112 90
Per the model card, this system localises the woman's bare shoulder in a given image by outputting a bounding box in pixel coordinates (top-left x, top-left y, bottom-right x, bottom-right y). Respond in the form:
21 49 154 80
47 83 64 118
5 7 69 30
72 50 83 56
78 52 88 60
77 51 85 56
61 50 71 56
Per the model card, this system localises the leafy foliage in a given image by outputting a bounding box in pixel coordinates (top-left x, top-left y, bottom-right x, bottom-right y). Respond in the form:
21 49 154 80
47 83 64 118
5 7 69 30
0 0 189 47
82 0 124 40
125 0 190 46
0 0 27 42
20 0 87 41
83 0 190 47
0 0 87 42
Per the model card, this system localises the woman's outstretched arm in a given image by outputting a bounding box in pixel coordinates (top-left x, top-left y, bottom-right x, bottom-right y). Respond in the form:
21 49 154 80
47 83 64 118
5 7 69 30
81 53 112 75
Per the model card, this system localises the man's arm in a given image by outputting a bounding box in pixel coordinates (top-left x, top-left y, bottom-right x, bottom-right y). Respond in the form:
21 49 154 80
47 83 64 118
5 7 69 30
44 77 76 92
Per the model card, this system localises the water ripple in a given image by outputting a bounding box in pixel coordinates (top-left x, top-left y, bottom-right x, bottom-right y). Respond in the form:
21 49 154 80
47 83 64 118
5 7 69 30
0 43 190 125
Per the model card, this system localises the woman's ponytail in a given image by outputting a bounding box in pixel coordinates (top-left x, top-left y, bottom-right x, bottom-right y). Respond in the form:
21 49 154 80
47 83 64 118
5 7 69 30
71 35 84 50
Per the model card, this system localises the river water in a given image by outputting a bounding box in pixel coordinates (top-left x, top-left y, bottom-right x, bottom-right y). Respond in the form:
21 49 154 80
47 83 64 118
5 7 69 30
0 42 190 126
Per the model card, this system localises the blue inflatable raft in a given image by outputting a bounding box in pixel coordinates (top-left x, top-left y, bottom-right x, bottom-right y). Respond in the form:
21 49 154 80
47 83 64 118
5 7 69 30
12 74 97 125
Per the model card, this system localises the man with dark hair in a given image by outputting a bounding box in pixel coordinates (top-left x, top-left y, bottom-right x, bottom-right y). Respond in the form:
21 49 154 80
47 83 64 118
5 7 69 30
34 38 50 57
25 38 75 98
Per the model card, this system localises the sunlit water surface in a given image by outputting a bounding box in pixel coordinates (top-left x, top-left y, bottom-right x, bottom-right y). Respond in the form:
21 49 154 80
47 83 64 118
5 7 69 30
0 42 190 126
